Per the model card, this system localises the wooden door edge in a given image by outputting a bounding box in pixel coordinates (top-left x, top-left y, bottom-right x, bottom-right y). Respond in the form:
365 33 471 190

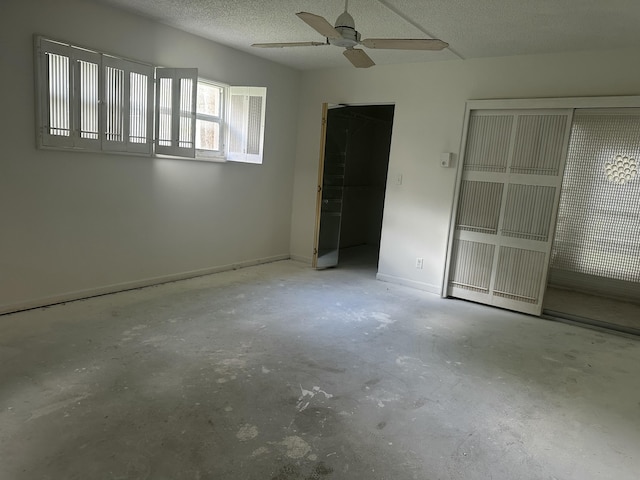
312 103 329 268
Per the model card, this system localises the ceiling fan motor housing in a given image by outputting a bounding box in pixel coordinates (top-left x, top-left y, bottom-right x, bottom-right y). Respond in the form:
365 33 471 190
331 11 360 48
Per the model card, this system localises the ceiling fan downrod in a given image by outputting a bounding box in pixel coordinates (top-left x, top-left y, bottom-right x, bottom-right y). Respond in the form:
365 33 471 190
332 0 359 47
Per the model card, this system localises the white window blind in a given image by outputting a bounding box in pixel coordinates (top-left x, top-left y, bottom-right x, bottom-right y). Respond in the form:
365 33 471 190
43 44 72 146
102 56 153 154
72 49 100 150
155 68 198 158
37 39 100 149
104 64 125 144
227 86 266 164
36 36 154 154
77 58 99 142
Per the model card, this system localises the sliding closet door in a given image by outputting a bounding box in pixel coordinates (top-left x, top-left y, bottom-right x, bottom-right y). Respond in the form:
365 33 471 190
549 109 640 301
447 109 573 315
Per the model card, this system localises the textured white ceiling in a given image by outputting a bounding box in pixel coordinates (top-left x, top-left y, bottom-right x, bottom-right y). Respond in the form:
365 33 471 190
89 0 640 70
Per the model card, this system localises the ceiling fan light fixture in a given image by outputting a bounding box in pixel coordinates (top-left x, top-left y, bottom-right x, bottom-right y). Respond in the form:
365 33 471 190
330 26 360 48
330 10 359 48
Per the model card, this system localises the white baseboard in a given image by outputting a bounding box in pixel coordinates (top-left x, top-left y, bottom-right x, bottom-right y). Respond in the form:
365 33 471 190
376 273 442 296
0 254 290 316
289 254 312 265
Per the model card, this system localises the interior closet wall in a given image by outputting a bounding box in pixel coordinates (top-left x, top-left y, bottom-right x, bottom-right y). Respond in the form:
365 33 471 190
336 106 394 251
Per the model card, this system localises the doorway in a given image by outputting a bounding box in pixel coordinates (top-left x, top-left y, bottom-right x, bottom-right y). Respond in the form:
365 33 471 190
313 104 395 271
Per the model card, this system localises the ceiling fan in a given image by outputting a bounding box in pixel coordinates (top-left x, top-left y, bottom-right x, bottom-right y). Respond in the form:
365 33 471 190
251 0 448 68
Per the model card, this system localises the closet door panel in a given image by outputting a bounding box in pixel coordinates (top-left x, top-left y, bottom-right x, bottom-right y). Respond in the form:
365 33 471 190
447 109 573 315
492 247 546 315
456 180 503 234
449 239 495 302
502 184 556 242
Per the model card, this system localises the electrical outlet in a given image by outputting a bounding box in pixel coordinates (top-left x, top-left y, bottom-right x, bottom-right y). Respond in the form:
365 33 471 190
416 257 424 269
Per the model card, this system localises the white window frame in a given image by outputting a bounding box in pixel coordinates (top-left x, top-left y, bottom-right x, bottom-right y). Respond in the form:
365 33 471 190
195 79 226 160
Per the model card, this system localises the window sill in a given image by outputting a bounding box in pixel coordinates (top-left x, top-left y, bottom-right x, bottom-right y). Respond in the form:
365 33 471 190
195 151 227 163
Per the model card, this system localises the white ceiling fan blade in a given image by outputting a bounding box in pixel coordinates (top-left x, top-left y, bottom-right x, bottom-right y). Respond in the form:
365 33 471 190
361 38 449 50
252 42 327 48
343 48 375 68
296 12 342 40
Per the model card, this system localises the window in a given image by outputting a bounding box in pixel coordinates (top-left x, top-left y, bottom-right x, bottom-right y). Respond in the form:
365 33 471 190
35 36 266 164
36 37 154 154
195 82 267 164
196 80 225 157
227 87 267 164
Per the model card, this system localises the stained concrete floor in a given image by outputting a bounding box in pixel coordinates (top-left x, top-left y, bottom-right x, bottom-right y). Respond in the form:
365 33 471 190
1 260 639 480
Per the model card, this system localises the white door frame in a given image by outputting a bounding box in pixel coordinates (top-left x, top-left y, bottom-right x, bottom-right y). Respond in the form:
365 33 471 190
312 102 396 268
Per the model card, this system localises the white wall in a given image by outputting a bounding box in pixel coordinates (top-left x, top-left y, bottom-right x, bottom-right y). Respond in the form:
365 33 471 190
290 48 640 293
0 0 301 313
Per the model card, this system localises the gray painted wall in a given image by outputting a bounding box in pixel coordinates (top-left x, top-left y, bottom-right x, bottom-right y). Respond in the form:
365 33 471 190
0 0 301 312
290 48 640 293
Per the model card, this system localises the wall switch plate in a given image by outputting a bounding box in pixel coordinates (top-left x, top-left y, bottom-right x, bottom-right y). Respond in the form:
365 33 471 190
440 152 453 168
396 174 403 185
416 257 424 269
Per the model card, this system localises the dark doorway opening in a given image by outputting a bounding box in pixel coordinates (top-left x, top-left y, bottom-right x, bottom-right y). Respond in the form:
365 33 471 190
315 104 395 271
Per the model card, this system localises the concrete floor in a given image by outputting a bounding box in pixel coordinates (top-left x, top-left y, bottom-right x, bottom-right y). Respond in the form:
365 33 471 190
1 260 639 480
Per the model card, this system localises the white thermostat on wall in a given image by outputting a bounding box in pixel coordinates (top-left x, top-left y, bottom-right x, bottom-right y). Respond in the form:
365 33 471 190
440 152 453 168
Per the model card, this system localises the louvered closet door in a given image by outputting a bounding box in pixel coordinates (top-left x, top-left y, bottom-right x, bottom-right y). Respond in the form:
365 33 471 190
448 109 573 315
